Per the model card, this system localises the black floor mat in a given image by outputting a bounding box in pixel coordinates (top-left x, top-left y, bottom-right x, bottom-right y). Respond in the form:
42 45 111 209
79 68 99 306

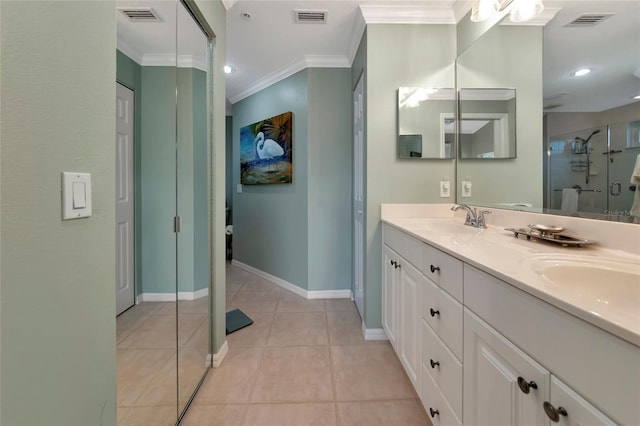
225 308 254 335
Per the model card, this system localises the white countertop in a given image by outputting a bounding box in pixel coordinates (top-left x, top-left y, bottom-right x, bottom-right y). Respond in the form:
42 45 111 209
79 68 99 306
381 209 640 348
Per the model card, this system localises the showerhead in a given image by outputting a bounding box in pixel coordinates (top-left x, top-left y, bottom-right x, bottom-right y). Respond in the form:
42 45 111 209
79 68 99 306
574 129 601 145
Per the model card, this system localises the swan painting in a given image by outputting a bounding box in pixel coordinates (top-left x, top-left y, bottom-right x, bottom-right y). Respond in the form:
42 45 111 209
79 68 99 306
240 111 293 185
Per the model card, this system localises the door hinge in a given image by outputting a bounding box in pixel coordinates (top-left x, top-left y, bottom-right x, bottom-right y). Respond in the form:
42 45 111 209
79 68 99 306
174 216 182 233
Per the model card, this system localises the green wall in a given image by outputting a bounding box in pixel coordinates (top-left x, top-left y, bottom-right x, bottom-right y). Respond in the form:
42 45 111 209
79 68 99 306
0 1 117 424
232 70 310 289
307 68 353 291
141 66 178 295
116 58 209 296
192 69 210 293
232 68 353 293
364 24 457 328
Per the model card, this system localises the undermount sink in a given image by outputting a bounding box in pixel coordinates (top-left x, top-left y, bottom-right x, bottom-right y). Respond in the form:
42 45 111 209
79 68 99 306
394 218 482 234
521 253 640 319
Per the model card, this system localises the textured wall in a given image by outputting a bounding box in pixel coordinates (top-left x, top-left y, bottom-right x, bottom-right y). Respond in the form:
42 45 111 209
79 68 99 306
1 1 117 424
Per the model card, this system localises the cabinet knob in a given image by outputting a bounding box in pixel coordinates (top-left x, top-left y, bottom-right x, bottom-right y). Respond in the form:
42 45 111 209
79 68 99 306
390 260 395 266
429 408 439 418
430 308 440 317
430 264 440 273
430 359 440 369
543 401 568 423
517 376 538 394
394 262 401 269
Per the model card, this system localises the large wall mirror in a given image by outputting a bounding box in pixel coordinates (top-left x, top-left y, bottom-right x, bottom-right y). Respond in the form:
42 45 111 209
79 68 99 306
455 0 640 222
459 88 517 159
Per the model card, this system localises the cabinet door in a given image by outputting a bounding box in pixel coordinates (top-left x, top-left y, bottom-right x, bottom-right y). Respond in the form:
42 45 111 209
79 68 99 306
399 259 424 392
464 309 550 426
543 376 616 426
382 245 399 350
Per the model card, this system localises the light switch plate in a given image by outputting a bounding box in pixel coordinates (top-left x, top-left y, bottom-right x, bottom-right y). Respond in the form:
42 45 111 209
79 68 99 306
440 180 451 198
461 180 472 198
62 172 92 220
237 183 243 193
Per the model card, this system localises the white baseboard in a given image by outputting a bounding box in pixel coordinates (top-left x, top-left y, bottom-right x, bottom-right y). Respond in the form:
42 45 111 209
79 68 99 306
361 321 389 341
178 288 209 300
140 292 176 302
208 340 228 368
232 260 352 300
140 288 209 302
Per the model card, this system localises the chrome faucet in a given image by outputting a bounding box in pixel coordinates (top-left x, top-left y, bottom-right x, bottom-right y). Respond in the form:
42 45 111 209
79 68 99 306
451 204 492 228
451 204 477 226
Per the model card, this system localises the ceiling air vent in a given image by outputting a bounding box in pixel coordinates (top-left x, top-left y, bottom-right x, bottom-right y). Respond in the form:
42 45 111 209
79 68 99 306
564 13 613 27
294 9 328 24
118 8 161 22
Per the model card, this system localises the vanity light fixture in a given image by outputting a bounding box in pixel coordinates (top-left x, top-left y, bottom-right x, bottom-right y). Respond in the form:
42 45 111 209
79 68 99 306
224 65 236 74
470 0 544 23
572 68 592 77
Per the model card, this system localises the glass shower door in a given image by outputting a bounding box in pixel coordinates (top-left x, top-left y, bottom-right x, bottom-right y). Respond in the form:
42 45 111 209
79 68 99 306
606 121 638 220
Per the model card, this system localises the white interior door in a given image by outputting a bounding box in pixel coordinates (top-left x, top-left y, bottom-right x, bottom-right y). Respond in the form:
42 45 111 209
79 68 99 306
353 74 365 318
116 83 135 315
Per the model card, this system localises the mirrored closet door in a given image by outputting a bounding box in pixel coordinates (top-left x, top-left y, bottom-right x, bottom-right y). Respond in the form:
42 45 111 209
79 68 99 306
115 1 213 423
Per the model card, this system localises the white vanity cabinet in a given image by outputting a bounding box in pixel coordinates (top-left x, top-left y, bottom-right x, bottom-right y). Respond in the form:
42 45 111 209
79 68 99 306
382 225 424 393
381 221 639 426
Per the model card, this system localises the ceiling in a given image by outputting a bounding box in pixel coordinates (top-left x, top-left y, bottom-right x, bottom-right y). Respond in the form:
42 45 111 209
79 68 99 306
115 0 640 113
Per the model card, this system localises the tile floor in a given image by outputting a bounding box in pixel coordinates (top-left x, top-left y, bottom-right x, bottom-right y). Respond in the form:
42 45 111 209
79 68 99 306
180 263 432 426
116 297 210 425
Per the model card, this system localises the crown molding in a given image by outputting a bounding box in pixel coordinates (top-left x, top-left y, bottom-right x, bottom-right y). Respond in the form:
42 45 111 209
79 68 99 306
178 55 207 72
229 54 350 104
141 53 176 67
359 4 457 24
305 55 350 68
453 0 474 22
116 36 144 64
221 0 237 11
229 57 307 104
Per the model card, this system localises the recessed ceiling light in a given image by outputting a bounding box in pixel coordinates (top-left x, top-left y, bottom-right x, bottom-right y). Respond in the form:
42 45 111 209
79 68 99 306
224 65 235 74
572 68 592 77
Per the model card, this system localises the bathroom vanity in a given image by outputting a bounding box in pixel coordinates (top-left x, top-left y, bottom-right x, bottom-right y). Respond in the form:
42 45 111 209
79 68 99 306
381 204 640 425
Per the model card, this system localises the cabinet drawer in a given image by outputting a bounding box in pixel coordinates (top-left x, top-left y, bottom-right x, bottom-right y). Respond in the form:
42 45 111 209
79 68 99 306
422 364 462 426
422 320 462 420
383 224 422 269
422 243 463 302
423 277 463 360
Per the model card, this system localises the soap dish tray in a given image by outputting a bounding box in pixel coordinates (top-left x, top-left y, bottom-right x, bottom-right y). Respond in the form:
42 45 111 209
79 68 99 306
504 228 595 247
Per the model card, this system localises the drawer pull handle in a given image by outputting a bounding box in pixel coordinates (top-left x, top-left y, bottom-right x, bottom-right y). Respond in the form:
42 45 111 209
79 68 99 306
543 401 567 422
430 359 440 369
395 262 401 269
430 308 440 317
429 408 439 418
517 376 538 394
430 264 440 273
390 260 395 266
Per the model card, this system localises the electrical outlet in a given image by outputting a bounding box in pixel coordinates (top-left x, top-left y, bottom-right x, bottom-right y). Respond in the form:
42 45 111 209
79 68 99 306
461 180 472 198
440 180 451 198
